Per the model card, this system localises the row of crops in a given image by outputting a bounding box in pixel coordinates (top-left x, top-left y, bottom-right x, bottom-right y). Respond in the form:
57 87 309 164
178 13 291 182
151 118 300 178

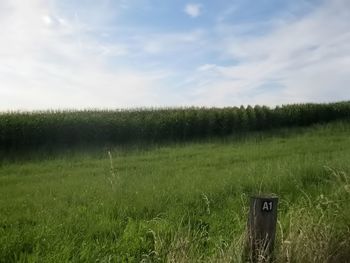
0 101 349 151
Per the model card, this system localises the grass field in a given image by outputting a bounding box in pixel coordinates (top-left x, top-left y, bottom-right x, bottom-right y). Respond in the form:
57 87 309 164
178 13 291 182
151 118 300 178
1 121 350 262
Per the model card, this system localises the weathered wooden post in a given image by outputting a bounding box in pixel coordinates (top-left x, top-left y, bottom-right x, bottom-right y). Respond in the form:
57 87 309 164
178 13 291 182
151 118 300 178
247 195 278 262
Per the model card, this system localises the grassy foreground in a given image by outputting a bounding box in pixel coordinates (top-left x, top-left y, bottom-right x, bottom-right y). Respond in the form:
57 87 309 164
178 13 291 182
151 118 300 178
0 122 350 262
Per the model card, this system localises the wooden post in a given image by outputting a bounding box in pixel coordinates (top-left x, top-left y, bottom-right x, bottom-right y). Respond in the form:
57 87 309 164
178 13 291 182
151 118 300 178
247 195 278 262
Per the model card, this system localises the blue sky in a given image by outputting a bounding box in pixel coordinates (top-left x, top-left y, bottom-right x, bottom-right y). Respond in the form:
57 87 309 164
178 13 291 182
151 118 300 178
0 0 349 110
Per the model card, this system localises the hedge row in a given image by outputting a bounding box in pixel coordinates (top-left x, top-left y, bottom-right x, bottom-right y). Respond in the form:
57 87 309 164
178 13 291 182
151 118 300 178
0 102 349 151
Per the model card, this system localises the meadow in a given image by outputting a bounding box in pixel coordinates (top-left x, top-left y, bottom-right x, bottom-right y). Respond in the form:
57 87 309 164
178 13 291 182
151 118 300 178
0 120 350 262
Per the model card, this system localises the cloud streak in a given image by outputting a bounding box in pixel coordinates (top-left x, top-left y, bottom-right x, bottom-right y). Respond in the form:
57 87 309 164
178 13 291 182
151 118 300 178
182 0 350 106
0 0 167 110
0 0 349 110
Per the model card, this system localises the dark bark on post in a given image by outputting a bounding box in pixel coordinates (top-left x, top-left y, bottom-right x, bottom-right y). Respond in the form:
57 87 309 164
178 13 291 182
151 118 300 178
247 196 278 262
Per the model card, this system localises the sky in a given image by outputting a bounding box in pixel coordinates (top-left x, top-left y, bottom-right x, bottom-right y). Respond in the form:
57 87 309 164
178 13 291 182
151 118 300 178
0 0 350 110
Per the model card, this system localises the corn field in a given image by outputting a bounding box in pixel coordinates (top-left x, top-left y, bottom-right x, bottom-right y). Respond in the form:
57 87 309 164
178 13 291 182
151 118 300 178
1 101 349 151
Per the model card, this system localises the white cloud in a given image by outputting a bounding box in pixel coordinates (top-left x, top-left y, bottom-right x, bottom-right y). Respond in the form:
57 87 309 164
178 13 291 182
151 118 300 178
0 0 166 110
1 0 349 110
142 30 204 54
184 3 202 18
197 64 217 71
182 0 350 106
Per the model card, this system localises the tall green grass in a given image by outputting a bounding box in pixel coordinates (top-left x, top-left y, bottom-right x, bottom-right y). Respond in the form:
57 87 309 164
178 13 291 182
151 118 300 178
1 101 349 152
0 122 349 262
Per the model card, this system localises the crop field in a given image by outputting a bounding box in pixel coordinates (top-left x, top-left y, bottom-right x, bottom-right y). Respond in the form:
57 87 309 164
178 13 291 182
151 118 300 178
1 119 350 262
1 102 350 154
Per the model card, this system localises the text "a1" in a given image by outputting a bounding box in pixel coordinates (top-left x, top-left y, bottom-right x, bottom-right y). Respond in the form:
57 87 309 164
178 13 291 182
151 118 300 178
262 201 273 212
